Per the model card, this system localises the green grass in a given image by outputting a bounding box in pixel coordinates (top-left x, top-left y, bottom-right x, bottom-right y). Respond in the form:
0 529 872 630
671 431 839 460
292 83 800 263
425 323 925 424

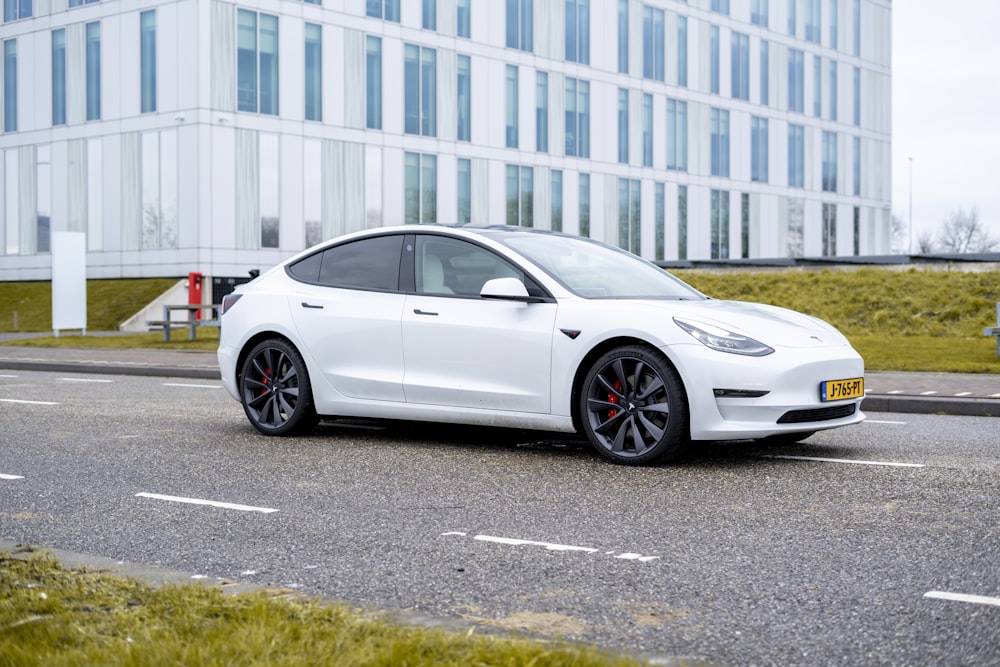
1 553 647 667
1 270 999 372
0 330 219 351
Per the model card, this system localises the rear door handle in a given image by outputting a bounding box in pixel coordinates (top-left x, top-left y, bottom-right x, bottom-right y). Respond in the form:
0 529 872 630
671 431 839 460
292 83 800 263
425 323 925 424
413 309 438 316
301 302 324 309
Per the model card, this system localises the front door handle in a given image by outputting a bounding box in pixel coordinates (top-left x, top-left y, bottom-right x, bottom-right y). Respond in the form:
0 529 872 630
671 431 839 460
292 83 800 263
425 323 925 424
413 309 438 316
301 302 324 309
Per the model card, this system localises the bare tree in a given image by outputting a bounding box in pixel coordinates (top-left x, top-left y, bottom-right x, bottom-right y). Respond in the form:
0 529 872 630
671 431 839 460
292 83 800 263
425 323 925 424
936 207 999 253
916 230 936 254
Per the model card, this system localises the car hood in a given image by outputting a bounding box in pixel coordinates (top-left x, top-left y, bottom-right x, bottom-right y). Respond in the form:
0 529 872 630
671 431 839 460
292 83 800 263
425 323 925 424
650 298 851 349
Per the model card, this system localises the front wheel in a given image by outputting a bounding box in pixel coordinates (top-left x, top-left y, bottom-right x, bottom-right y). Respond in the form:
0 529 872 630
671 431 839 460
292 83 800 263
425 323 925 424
579 345 689 465
240 338 318 436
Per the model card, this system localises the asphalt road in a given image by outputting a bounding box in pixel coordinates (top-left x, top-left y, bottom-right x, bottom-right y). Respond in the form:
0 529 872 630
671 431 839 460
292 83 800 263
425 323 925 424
2 369 998 666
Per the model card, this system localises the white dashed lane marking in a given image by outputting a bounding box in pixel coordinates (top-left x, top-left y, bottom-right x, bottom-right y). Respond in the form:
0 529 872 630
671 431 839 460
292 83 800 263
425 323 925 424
763 455 925 468
0 398 59 405
925 591 1000 608
1 473 25 480
162 383 222 389
443 532 660 562
135 492 278 514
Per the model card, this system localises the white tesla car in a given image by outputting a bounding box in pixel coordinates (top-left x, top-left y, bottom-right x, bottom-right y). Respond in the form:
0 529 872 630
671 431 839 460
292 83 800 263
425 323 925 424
218 225 864 465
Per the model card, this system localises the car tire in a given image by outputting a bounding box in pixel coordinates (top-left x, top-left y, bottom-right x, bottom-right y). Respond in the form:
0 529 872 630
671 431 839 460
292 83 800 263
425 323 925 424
579 345 689 465
240 338 318 436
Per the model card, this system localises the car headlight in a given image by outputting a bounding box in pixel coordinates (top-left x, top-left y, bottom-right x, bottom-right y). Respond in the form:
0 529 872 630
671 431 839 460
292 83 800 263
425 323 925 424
673 318 774 357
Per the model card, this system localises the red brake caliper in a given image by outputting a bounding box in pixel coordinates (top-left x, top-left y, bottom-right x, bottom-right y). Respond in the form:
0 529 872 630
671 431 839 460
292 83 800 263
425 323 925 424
260 368 271 395
607 380 622 419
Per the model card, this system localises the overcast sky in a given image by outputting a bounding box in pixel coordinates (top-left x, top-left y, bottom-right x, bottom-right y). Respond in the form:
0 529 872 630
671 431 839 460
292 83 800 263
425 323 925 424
891 1 1000 251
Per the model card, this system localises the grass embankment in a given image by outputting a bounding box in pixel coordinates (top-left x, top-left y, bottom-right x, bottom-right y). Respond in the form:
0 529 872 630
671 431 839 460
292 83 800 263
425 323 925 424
675 267 1000 373
0 554 644 667
1 270 999 371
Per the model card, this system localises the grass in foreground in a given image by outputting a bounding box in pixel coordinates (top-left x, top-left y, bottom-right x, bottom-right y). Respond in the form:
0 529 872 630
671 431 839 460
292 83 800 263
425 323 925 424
0 553 646 667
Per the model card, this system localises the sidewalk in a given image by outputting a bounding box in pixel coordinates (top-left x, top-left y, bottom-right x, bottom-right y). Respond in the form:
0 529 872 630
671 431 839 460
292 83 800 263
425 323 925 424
1 337 998 417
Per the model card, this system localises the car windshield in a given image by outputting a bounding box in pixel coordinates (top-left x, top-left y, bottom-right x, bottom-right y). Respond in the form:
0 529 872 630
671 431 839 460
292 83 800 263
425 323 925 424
499 233 706 299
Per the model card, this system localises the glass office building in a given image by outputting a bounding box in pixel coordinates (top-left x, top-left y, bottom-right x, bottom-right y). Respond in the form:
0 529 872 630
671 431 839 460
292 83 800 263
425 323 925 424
0 0 892 281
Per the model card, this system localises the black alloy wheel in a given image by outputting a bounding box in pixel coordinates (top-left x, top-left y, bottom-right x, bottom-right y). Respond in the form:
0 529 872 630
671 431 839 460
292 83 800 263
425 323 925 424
240 338 318 436
580 345 688 465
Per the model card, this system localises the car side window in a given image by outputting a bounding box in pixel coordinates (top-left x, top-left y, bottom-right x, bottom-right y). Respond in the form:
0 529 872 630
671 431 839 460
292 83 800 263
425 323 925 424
414 236 544 297
287 235 403 291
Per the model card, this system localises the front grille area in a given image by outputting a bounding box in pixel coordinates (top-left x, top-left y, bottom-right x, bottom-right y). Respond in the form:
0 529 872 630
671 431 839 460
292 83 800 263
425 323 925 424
777 403 857 424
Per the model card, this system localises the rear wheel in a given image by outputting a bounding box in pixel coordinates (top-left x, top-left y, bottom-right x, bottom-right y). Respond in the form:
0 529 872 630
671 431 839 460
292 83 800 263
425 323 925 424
579 345 688 465
240 339 318 436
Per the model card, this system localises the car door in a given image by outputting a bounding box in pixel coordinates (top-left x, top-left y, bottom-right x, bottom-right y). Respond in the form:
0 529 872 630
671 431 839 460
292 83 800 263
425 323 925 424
287 234 406 402
401 235 557 413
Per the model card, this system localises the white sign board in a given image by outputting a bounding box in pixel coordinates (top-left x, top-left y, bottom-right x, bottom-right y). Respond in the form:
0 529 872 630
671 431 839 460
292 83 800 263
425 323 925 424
51 231 87 336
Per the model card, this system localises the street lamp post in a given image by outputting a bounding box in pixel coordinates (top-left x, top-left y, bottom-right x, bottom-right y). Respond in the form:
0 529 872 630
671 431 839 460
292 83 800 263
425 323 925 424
908 156 914 254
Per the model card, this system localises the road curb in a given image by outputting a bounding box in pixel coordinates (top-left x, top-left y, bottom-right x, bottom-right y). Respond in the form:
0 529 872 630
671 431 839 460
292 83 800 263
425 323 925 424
0 359 220 380
862 395 1000 418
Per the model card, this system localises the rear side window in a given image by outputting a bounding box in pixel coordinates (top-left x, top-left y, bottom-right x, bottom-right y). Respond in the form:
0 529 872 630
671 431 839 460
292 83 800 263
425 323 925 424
287 235 403 291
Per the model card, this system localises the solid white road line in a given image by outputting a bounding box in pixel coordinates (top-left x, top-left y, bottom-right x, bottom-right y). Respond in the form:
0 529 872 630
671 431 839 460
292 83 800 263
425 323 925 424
135 492 278 514
924 591 1000 608
864 419 907 425
60 378 113 383
162 383 222 389
1 474 25 480
0 374 19 378
763 455 925 468
0 398 59 405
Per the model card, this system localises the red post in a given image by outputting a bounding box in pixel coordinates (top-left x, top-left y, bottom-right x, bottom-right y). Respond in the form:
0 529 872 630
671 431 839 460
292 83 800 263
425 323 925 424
188 272 204 320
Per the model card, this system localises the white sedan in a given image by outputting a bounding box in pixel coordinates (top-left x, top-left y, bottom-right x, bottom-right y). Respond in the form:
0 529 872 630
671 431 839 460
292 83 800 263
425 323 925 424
218 225 864 465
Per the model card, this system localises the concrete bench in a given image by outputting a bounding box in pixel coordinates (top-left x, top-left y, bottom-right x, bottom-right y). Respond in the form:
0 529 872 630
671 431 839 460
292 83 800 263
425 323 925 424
146 304 220 342
985 303 1000 357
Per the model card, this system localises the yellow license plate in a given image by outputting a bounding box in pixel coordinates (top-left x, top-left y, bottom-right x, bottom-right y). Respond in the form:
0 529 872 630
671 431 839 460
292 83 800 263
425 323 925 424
821 377 864 402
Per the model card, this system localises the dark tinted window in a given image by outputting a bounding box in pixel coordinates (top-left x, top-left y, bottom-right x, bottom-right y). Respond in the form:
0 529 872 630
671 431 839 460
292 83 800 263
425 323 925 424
289 235 403 291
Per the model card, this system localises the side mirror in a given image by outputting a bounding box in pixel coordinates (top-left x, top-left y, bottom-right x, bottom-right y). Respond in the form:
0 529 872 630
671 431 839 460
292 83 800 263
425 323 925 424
480 277 531 301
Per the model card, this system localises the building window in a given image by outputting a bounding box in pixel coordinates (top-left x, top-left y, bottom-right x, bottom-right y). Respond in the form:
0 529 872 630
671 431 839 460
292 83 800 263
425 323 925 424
751 116 768 183
741 192 750 258
617 88 628 164
260 134 280 248
405 152 437 224
853 65 861 126
787 198 804 257
829 60 837 120
760 39 769 106
405 44 436 137
551 170 563 232
853 136 861 196
677 185 688 260
731 32 749 101
822 130 837 192
677 16 687 87
3 39 15 132
457 0 471 38
52 30 66 126
853 206 860 255
457 54 470 141
366 36 382 130
506 164 533 227
709 25 720 95
579 173 590 237
642 93 653 167
618 178 641 255
565 78 590 157
642 5 664 81
506 0 533 52
711 189 730 259
69 0 102 6
140 10 156 114
3 0 30 21
822 203 836 256
752 0 769 27
788 0 796 36
366 0 399 22
710 107 730 178
788 48 804 113
805 0 821 43
853 0 861 56
711 0 729 14
304 23 322 122
566 0 589 64
813 55 822 117
86 22 101 121
617 0 628 74
505 64 518 148
457 158 471 225
237 11 278 115
422 0 436 30
788 124 804 188
667 98 687 171
655 182 665 260
536 71 548 152
830 0 838 48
